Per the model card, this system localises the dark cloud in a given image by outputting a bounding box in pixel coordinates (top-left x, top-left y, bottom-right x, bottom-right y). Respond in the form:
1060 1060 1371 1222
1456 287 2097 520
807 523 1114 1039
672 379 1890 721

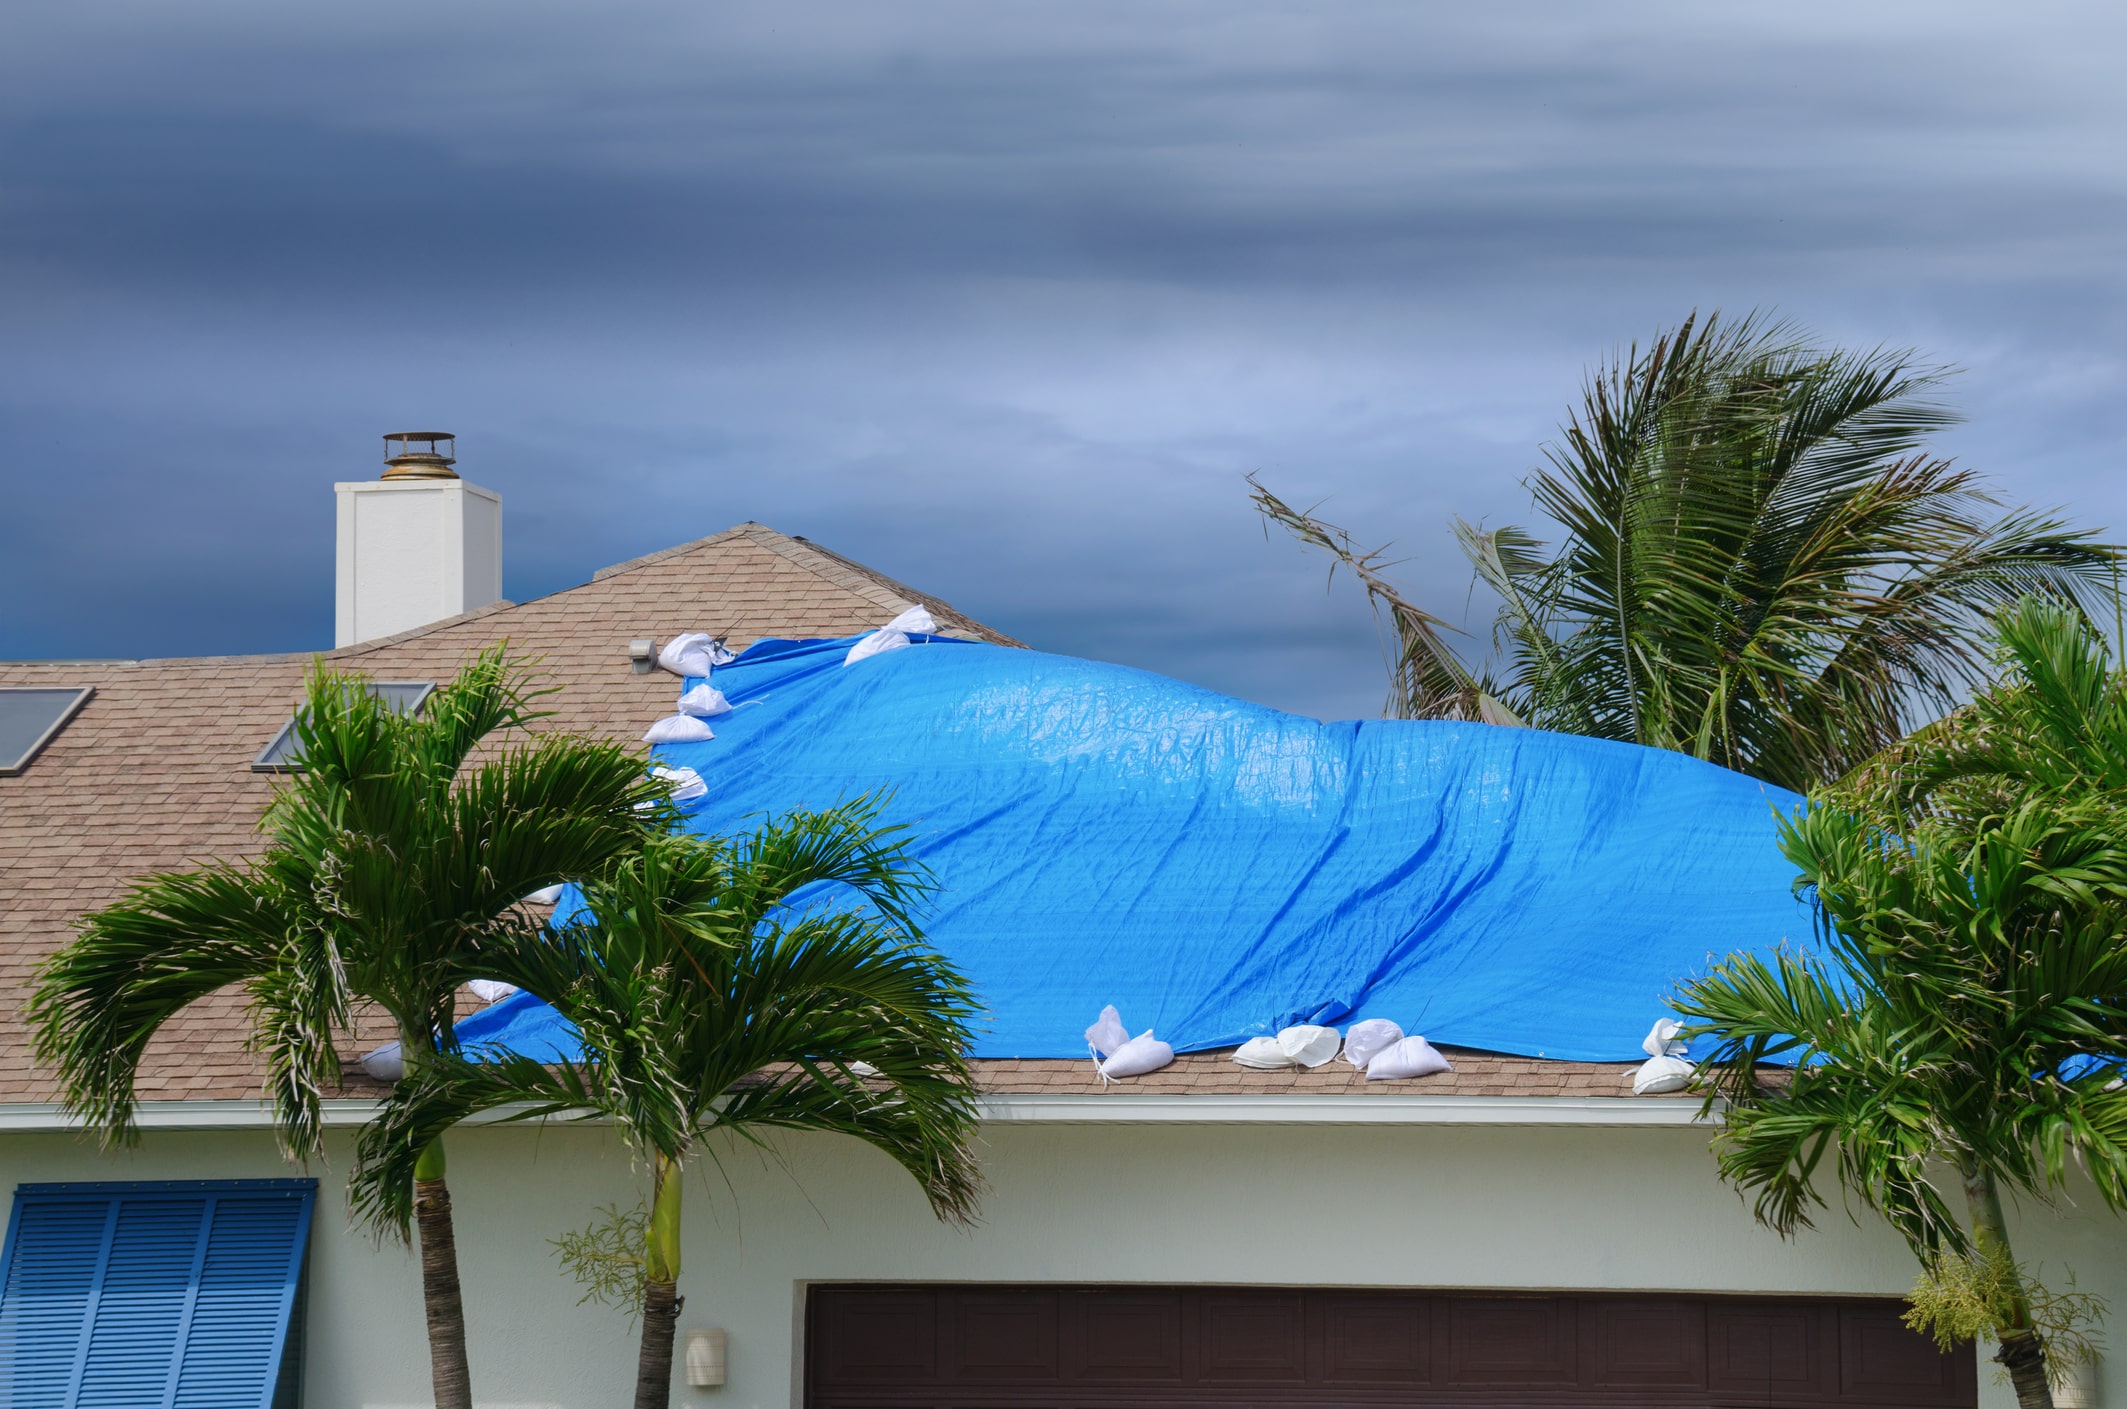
3 1 2123 718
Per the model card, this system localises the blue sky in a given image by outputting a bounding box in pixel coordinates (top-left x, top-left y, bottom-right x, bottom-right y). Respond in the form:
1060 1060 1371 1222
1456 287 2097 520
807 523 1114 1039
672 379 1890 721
4 1 2122 719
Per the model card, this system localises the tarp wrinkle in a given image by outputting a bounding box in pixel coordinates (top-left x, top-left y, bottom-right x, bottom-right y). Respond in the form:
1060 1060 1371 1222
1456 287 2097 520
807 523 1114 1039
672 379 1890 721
464 631 1811 1063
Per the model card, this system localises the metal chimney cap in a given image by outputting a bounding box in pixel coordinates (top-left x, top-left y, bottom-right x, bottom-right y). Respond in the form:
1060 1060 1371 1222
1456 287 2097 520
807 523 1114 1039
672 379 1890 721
382 431 458 479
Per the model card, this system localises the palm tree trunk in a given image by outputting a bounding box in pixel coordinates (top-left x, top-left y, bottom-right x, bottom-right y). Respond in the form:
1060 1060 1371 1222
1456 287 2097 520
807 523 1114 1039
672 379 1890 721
633 1156 685 1409
1964 1166 2052 1409
414 1136 476 1409
636 1280 685 1409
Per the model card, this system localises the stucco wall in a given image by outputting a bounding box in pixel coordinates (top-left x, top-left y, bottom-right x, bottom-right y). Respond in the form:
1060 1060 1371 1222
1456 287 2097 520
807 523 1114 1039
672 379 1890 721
2 1120 2119 1409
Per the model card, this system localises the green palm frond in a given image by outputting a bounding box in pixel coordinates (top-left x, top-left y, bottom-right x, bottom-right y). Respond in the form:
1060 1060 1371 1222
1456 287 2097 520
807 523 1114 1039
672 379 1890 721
349 820 984 1243
427 735 669 928
1681 596 2127 1348
1254 313 2117 789
36 646 668 1159
350 1051 603 1238
30 863 311 1146
720 793 936 935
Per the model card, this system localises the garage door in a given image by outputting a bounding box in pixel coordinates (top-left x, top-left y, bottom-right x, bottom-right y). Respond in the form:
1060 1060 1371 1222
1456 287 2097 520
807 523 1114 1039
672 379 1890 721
807 1286 1973 1409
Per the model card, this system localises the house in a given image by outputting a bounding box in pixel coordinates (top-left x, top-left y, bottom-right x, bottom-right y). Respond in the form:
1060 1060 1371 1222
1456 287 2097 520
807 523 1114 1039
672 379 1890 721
1 443 2118 1409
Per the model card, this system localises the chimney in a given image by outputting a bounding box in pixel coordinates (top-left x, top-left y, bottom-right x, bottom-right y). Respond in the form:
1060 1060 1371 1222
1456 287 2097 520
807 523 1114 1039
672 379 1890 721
334 432 503 647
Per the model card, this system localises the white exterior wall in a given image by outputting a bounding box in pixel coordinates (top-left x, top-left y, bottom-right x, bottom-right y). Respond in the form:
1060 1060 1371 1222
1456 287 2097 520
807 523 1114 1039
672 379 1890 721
2 1119 2120 1409
334 479 504 647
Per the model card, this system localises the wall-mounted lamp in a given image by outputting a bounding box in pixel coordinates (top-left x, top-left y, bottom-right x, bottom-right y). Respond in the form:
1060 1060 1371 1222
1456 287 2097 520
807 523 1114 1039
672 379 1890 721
629 640 657 675
2054 1356 2099 1409
685 1328 727 1389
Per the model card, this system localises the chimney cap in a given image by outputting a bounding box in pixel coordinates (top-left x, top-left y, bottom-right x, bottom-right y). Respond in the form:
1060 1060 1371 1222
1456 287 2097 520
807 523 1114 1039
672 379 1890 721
381 431 458 480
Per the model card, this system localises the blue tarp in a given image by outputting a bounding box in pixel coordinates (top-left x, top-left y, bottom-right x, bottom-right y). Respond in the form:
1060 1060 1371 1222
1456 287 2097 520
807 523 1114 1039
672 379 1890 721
458 632 1813 1064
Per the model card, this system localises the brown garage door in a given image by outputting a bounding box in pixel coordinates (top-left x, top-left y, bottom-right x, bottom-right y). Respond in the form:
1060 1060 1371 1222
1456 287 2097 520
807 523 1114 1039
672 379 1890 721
807 1286 1974 1409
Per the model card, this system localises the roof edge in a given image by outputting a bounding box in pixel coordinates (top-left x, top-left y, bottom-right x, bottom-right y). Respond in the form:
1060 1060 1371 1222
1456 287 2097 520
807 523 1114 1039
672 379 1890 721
591 521 1024 648
0 1092 1711 1133
590 524 757 581
4 521 1020 672
781 532 1027 647
327 598 524 659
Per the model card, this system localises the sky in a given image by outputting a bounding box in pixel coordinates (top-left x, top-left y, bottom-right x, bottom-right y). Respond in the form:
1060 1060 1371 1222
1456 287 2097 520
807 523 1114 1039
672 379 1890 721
3 1 2122 720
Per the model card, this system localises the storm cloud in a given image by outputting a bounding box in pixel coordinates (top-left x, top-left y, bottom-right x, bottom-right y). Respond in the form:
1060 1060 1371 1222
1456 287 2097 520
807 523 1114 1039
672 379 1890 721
4 1 2123 717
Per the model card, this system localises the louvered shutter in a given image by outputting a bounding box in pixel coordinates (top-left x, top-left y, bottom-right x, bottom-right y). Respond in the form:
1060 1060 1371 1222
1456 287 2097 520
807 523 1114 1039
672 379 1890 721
0 1180 315 1409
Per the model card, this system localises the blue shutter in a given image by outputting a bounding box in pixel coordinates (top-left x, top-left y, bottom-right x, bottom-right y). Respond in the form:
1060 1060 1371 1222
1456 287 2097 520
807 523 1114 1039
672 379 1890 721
0 1180 315 1409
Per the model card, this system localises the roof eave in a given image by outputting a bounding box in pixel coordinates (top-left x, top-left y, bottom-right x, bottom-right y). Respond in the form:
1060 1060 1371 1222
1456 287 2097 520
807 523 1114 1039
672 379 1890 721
0 1092 1713 1134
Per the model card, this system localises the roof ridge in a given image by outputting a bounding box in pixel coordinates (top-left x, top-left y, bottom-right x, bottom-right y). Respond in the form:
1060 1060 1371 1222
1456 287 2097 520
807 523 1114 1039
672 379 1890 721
584 520 904 610
325 597 523 659
585 521 1025 647
1 650 309 672
3 521 1018 670
589 524 755 581
740 525 911 615
767 529 1027 647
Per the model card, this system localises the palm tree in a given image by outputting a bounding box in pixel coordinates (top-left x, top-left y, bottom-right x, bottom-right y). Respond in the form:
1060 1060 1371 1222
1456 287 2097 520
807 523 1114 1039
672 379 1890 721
347 803 985 1409
1673 600 2127 1409
1253 312 2116 789
31 647 666 1409
1846 593 2127 824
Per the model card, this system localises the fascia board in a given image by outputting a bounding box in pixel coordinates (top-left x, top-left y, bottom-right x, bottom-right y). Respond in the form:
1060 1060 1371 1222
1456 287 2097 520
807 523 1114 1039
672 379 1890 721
977 1094 1712 1125
0 1094 1714 1134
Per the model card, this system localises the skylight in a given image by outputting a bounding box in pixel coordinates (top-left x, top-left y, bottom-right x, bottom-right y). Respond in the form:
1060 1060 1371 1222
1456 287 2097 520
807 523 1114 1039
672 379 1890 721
252 681 436 773
0 687 95 776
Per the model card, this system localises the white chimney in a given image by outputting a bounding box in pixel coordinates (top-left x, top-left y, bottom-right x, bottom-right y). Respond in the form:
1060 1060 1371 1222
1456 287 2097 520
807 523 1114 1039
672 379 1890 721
335 432 503 647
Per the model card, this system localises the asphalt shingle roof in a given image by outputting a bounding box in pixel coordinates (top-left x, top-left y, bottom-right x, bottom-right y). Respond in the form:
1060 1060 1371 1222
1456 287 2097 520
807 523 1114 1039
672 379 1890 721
0 521 1662 1106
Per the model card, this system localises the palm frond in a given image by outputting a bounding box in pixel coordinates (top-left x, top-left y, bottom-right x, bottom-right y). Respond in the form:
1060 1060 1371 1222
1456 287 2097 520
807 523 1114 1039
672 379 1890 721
721 794 937 935
372 816 987 1240
1247 475 1498 721
350 1052 602 1240
1685 601 2127 1286
1254 312 2120 788
38 644 672 1159
30 864 309 1147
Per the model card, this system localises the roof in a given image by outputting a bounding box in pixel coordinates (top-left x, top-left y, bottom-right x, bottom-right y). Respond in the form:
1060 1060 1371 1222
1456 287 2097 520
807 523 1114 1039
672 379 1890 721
974 1050 1661 1099
0 520 1665 1111
0 523 1014 1105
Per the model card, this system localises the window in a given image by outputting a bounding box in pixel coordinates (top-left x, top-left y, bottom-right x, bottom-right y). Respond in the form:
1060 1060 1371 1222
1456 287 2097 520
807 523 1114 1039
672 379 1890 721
251 681 435 773
0 687 94 776
0 1179 317 1409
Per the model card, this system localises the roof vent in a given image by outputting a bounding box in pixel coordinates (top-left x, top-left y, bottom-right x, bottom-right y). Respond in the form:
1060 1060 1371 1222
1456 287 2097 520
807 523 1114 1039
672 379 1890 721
381 431 458 480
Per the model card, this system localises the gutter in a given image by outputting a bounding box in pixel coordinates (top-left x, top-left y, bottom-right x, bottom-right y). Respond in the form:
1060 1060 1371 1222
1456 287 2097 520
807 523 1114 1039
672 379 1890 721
980 1093 1712 1126
0 1094 1712 1135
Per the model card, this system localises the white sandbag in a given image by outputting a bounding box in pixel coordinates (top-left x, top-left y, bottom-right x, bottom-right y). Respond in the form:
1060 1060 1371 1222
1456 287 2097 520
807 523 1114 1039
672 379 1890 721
357 1042 404 1082
1633 1054 1695 1095
1342 1018 1404 1069
467 979 518 1004
1099 1030 1175 1079
643 715 716 744
1642 1017 1689 1058
1365 1035 1454 1080
844 605 939 666
1233 1036 1291 1069
677 682 733 718
651 765 708 803
523 883 566 906
1277 1024 1342 1068
1084 1005 1130 1059
657 632 734 678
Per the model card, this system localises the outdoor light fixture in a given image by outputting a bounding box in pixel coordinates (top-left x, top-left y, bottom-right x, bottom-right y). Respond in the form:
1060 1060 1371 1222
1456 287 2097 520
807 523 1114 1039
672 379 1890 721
684 1328 727 1388
2055 1357 2099 1409
629 639 657 674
